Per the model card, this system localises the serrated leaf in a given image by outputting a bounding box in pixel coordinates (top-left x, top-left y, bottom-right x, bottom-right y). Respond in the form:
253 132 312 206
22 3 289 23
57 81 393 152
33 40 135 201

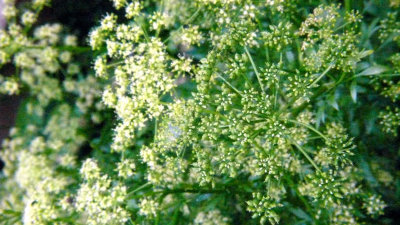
357 65 389 76
350 81 357 103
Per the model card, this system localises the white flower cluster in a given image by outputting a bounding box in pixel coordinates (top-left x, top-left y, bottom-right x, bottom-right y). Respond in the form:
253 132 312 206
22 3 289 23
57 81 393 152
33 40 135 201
193 210 230 225
299 4 363 73
0 104 87 224
0 5 84 104
76 159 130 225
1 0 397 224
90 2 198 152
363 195 386 216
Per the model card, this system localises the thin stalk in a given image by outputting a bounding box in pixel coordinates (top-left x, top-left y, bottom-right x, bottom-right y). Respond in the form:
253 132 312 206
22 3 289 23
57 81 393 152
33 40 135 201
240 71 254 89
287 119 328 141
154 118 158 139
334 21 352 32
141 24 151 42
244 46 265 93
200 108 228 120
152 188 229 195
55 46 92 53
274 75 280 110
290 138 321 172
345 0 351 12
106 60 124 68
308 63 334 87
217 75 243 97
285 177 315 221
127 183 152 196
296 39 303 65
129 185 249 199
307 136 323 141
163 8 202 43
265 46 270 62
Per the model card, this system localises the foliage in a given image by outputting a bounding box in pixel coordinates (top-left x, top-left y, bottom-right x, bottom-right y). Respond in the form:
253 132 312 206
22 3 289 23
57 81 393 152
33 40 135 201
1 0 400 224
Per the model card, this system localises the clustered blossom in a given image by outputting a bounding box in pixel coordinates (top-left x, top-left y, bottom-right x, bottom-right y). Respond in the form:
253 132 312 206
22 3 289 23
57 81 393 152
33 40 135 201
247 193 282 224
379 12 400 45
299 4 363 73
0 104 87 224
76 159 130 225
88 0 391 224
1 0 399 224
379 107 400 135
0 12 83 103
377 10 400 137
90 5 192 152
363 195 387 216
193 210 230 225
0 0 107 224
262 22 295 51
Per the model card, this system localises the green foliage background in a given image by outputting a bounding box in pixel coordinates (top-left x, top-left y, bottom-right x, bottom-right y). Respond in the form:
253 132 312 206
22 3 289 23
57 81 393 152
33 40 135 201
1 0 400 224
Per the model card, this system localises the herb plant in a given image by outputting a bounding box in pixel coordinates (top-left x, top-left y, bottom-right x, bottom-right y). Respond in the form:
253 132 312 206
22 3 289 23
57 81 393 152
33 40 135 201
1 0 400 224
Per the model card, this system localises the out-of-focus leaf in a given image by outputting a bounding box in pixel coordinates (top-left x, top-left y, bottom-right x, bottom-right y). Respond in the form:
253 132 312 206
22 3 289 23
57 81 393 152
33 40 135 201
350 81 357 103
357 65 389 76
328 95 339 110
290 208 312 221
359 157 378 186
316 103 325 127
358 50 374 59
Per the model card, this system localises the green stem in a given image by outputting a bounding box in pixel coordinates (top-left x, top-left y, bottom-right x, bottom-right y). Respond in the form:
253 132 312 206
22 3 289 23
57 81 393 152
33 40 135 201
154 118 158 139
55 46 92 53
106 60 124 68
153 188 229 195
274 76 280 110
285 177 315 221
290 138 321 173
265 46 270 62
292 86 327 117
24 45 92 53
296 40 303 65
127 183 152 196
163 8 202 43
245 46 265 93
200 107 228 120
344 0 351 12
217 75 243 97
141 24 151 42
287 119 328 141
334 21 352 32
308 63 334 88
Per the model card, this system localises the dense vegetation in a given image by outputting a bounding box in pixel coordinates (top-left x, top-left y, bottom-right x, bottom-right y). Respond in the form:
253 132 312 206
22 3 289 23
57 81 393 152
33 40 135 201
1 0 400 224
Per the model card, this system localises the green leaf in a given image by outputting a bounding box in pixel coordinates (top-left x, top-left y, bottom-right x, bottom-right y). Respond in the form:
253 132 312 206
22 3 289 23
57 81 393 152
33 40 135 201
328 95 339 110
316 103 326 127
290 208 312 221
358 50 374 59
350 81 357 103
357 65 389 76
359 157 378 186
